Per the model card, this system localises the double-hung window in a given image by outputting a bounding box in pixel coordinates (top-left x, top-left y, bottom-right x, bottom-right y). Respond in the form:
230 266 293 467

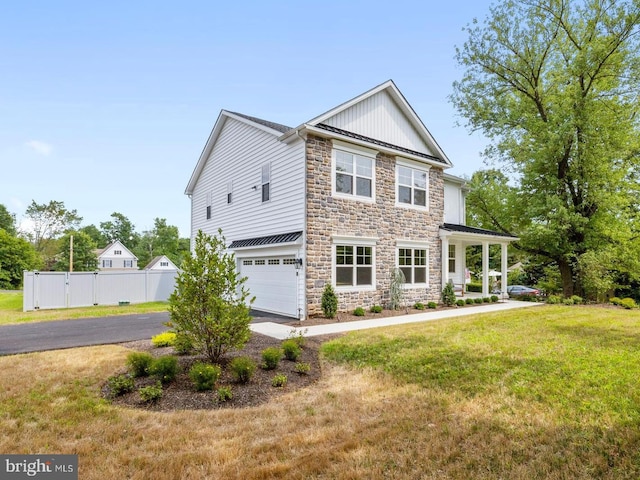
124 260 133 268
396 160 429 208
397 241 429 286
334 144 375 201
333 236 376 289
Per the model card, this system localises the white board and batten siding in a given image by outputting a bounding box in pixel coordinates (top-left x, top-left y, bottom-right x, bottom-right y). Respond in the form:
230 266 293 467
322 89 435 159
443 177 467 225
190 116 306 243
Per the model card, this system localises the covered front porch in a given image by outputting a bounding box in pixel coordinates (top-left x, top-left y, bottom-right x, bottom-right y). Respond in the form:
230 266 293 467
439 223 518 298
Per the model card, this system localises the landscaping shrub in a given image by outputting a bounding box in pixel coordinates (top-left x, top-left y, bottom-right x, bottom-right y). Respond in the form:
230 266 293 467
465 298 474 305
287 329 307 348
149 355 179 384
261 347 283 370
294 362 311 375
474 298 483 304
547 294 563 304
173 333 194 355
272 373 287 387
126 352 153 378
281 339 302 361
441 283 456 306
456 299 465 307
321 283 338 318
106 374 135 397
571 295 583 305
370 305 383 313
216 386 233 403
167 229 253 363
353 307 365 316
620 297 638 309
563 298 575 305
427 302 437 309
482 297 491 303
414 302 425 310
490 295 499 303
188 362 221 391
230 356 256 383
139 382 163 403
151 331 176 348
610 297 622 306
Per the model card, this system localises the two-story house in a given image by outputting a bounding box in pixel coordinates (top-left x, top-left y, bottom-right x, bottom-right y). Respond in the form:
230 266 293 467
95 240 138 271
185 80 516 319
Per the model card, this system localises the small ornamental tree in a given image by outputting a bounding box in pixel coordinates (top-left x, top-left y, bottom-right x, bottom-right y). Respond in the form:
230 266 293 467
167 229 254 363
441 282 456 307
321 283 338 319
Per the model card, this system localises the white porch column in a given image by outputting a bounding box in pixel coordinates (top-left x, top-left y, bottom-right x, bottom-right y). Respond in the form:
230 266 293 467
501 243 508 300
482 241 490 297
441 235 450 290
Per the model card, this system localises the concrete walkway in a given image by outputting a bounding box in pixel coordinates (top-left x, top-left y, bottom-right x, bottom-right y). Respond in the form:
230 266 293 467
250 300 544 339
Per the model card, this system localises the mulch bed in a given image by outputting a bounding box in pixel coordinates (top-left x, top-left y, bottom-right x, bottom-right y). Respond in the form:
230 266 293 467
104 333 326 412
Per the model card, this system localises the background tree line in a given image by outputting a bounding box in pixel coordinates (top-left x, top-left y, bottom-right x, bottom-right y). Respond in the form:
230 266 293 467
0 200 189 289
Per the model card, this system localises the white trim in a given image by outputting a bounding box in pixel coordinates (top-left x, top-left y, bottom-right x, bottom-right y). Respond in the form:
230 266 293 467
395 157 430 211
395 241 430 288
332 238 377 292
332 235 378 246
331 143 376 204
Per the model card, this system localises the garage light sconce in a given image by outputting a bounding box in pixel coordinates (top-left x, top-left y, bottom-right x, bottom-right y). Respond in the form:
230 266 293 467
295 258 303 269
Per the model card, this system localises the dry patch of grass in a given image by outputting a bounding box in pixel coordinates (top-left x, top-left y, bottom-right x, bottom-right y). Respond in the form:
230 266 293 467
2 306 640 478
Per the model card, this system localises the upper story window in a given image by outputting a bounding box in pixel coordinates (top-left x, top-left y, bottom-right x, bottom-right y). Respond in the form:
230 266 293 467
114 250 122 255
333 143 376 202
160 261 169 267
261 163 270 202
124 260 133 268
227 180 233 204
396 160 429 209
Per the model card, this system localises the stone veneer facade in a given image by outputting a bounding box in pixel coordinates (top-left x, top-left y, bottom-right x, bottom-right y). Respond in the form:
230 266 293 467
305 135 444 316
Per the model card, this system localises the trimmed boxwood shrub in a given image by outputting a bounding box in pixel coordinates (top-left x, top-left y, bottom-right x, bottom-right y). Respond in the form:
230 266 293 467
427 302 437 309
353 307 366 316
456 299 465 307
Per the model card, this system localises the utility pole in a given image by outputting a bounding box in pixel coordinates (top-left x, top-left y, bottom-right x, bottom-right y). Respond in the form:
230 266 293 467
69 234 74 272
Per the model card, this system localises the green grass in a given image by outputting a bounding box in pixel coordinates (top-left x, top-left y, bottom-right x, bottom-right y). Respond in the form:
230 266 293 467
0 291 168 325
322 305 640 427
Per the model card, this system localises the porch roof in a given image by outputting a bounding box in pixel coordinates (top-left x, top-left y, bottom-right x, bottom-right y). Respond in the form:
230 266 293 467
440 223 518 243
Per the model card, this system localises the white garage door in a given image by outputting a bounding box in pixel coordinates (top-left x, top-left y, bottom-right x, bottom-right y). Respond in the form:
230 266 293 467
240 257 298 317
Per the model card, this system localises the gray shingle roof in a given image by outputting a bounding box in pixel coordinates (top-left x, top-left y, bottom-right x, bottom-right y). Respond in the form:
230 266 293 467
316 124 446 165
228 111 292 134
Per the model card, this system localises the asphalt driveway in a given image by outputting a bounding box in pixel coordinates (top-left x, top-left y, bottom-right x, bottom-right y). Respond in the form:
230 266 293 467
0 310 294 356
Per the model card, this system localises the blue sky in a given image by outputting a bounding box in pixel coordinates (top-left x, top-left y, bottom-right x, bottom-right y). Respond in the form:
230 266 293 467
0 0 495 238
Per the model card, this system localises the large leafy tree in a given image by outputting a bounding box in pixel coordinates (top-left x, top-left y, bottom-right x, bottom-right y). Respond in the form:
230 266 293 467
135 218 184 267
452 0 640 296
53 231 98 272
167 230 254 362
100 212 139 249
24 200 82 269
0 229 41 288
0 204 16 236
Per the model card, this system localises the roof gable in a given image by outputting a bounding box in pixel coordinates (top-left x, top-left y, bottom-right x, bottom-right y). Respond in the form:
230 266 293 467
96 240 138 260
185 110 292 195
302 80 452 166
144 254 178 270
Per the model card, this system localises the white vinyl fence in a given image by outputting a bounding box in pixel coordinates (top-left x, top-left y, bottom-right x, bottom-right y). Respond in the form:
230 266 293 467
23 270 178 312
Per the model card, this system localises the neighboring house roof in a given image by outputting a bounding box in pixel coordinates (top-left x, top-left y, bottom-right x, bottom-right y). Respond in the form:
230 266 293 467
229 231 303 249
185 80 453 195
95 240 138 260
144 255 178 270
441 223 518 239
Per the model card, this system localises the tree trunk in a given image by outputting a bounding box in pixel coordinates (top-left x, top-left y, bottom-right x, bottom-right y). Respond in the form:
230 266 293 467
559 259 574 297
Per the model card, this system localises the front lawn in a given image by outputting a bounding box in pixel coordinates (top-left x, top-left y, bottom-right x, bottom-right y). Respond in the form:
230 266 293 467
1 305 639 479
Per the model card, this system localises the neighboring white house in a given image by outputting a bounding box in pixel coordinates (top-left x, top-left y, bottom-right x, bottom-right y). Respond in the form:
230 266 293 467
95 240 138 270
144 255 178 271
185 80 517 319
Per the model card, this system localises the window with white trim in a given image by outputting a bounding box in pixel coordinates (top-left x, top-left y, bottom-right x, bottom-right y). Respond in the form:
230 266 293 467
448 245 456 273
114 250 122 255
396 162 429 208
334 148 374 200
124 260 133 268
160 261 169 267
227 180 233 204
335 245 373 287
102 259 112 268
398 248 427 284
261 163 270 202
